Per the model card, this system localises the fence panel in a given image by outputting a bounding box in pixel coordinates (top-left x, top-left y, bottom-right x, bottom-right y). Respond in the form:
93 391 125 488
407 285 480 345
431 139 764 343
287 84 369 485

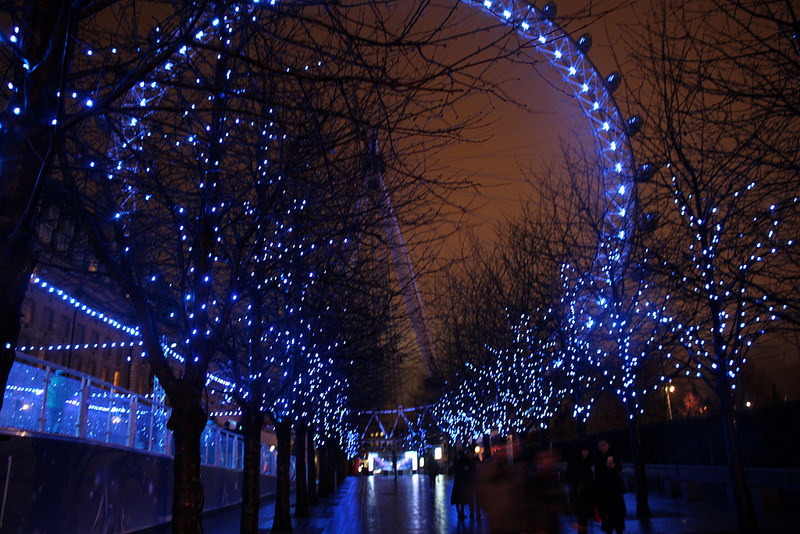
1 354 276 470
0 362 46 431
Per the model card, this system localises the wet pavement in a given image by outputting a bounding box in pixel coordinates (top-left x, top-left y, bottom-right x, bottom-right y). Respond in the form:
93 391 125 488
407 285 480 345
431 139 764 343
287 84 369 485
321 475 488 534
141 473 794 533
318 475 791 534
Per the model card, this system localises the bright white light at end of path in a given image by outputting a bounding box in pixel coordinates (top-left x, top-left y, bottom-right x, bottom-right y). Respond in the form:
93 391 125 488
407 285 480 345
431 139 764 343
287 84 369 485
404 450 418 471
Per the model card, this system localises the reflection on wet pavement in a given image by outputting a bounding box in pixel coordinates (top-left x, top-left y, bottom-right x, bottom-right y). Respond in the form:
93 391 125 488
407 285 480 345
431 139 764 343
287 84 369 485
324 475 489 534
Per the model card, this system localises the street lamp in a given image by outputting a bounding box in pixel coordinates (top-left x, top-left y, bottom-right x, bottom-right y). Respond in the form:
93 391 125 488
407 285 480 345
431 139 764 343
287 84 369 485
666 383 675 420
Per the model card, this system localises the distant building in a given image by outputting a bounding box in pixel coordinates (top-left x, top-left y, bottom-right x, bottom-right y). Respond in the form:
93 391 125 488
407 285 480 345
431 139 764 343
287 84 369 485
17 272 151 395
15 194 152 395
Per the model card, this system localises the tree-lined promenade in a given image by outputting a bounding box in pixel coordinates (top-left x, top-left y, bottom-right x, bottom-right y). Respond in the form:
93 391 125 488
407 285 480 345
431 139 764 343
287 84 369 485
1 2 798 533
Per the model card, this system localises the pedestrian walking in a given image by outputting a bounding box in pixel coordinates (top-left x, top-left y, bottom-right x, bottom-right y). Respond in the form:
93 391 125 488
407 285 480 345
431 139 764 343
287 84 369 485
465 446 478 518
595 438 626 534
427 449 439 487
524 449 568 534
451 446 471 519
567 442 594 534
476 444 526 533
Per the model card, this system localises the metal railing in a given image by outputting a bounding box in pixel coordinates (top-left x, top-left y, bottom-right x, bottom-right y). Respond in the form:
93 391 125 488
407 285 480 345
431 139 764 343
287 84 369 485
0 352 276 474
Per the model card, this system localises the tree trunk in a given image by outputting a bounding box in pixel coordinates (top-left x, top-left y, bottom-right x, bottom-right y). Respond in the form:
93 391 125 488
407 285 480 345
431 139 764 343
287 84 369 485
482 435 492 459
719 390 760 533
627 413 651 518
294 420 310 517
330 443 345 491
0 239 33 411
336 445 346 488
318 444 333 498
240 407 264 534
272 420 293 532
307 427 317 505
167 400 207 534
0 0 73 411
575 417 587 444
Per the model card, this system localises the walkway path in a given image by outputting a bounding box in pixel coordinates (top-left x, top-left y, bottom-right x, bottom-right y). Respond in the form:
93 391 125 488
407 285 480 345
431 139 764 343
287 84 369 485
138 473 793 533
312 474 792 534
313 475 792 534
322 475 487 534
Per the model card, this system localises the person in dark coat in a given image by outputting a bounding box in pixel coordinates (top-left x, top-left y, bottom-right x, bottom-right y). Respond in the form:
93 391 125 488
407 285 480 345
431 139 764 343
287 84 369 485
427 449 439 487
464 447 478 518
451 447 470 519
476 447 526 533
566 442 594 534
594 438 626 534
524 449 569 534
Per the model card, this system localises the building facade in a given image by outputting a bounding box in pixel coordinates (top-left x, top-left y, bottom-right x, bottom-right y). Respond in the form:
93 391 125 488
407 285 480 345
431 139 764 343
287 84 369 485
17 272 151 395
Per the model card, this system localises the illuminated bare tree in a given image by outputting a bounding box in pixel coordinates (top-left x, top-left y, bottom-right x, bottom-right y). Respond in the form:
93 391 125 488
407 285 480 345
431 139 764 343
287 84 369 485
704 0 800 325
0 0 207 411
47 2 530 532
625 1 800 530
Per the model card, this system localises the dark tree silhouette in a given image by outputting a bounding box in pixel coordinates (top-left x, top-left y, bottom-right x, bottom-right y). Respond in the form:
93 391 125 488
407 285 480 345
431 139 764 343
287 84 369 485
624 1 800 530
37 2 527 532
0 0 207 411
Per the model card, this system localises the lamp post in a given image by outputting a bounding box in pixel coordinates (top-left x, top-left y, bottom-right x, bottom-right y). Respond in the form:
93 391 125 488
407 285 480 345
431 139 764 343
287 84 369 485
665 383 675 420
